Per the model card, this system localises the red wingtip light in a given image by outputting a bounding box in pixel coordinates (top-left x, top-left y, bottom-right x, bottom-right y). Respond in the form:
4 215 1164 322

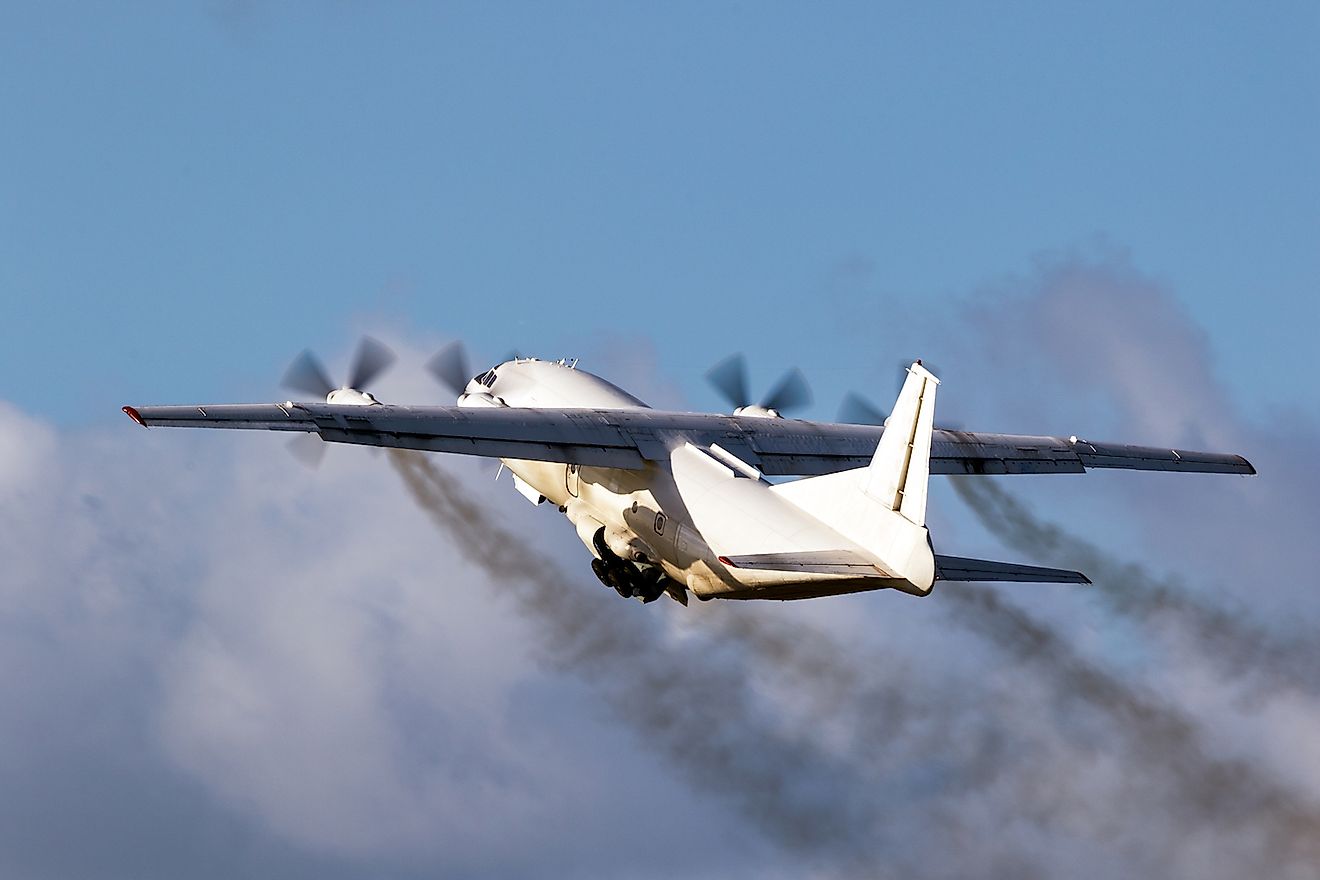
717 555 735 567
122 406 147 427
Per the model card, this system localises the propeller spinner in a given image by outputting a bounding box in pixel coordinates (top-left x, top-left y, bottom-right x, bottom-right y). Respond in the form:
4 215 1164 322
705 353 812 418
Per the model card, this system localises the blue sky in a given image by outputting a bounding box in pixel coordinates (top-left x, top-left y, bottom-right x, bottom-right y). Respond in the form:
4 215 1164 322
2 2 1316 423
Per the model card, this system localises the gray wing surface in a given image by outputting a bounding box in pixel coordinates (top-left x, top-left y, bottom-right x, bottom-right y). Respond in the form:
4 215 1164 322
123 403 1256 476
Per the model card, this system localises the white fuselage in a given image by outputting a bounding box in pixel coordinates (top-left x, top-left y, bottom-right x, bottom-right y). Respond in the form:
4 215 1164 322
457 359 919 601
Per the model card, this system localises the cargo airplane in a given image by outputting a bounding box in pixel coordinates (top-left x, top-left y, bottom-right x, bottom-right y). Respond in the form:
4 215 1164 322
123 339 1255 605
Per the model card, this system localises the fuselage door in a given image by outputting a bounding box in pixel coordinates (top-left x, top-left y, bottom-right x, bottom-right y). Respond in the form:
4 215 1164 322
566 463 580 498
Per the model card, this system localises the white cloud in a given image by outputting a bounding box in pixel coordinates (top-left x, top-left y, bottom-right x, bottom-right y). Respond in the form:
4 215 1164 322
5 313 1320 879
0 349 763 878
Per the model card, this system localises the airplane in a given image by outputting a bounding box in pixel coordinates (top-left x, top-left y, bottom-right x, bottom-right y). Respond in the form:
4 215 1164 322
122 338 1255 605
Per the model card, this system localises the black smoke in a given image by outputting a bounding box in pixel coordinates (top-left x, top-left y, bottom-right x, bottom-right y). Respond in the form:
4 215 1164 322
951 476 1320 697
389 450 1320 878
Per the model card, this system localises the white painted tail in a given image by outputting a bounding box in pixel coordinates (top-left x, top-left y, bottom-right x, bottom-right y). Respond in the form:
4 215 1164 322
863 360 939 526
772 361 941 593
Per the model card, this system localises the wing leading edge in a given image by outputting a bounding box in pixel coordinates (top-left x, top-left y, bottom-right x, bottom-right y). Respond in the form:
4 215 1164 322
122 403 1255 477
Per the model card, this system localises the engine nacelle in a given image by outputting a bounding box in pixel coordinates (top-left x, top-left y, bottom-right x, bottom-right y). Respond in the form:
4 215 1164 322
457 391 507 408
732 404 783 419
325 388 380 406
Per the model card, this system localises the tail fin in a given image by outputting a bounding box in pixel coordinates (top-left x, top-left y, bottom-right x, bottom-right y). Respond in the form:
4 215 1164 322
863 361 939 526
771 360 940 594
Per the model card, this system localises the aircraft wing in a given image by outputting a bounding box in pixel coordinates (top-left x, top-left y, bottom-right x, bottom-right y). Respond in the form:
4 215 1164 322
122 402 1256 477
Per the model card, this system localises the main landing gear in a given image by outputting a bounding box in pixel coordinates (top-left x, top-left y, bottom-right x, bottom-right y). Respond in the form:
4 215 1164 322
589 527 670 604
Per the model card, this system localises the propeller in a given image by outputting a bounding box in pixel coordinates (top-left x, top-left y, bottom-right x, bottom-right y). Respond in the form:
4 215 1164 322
426 342 528 398
281 335 396 399
286 433 328 469
706 354 752 411
279 335 395 470
837 360 959 428
835 359 919 426
837 391 887 426
705 353 812 417
426 340 471 396
425 339 513 475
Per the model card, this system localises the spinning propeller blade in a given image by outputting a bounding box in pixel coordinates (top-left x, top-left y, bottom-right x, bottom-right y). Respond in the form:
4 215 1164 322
426 341 471 396
838 391 887 426
282 336 396 399
286 433 327 469
706 353 812 415
281 351 336 399
761 368 812 414
347 336 395 391
705 353 752 410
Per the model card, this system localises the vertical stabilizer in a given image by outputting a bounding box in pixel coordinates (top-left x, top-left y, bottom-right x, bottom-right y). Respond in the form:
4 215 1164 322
864 361 939 526
770 360 941 593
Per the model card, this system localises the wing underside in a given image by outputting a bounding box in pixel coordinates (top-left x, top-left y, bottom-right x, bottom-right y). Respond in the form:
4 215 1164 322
122 403 1256 477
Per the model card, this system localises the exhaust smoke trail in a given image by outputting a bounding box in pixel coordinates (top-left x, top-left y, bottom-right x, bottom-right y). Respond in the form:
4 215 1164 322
386 450 885 862
950 476 1320 694
941 584 1320 866
389 451 1320 876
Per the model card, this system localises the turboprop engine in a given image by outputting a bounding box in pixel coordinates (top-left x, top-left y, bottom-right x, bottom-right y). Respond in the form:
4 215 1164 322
278 336 396 467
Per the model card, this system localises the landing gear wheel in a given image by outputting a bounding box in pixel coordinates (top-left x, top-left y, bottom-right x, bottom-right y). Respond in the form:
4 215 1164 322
637 567 667 603
591 527 612 560
590 558 613 589
598 561 631 598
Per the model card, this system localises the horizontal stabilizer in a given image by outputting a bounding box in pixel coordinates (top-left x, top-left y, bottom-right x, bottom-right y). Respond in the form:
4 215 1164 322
934 554 1091 585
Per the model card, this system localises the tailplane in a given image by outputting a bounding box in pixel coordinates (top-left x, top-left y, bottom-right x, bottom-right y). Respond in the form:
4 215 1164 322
934 555 1090 584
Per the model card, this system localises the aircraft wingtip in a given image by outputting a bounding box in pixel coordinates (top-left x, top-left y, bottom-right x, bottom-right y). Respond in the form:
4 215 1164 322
122 406 147 428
